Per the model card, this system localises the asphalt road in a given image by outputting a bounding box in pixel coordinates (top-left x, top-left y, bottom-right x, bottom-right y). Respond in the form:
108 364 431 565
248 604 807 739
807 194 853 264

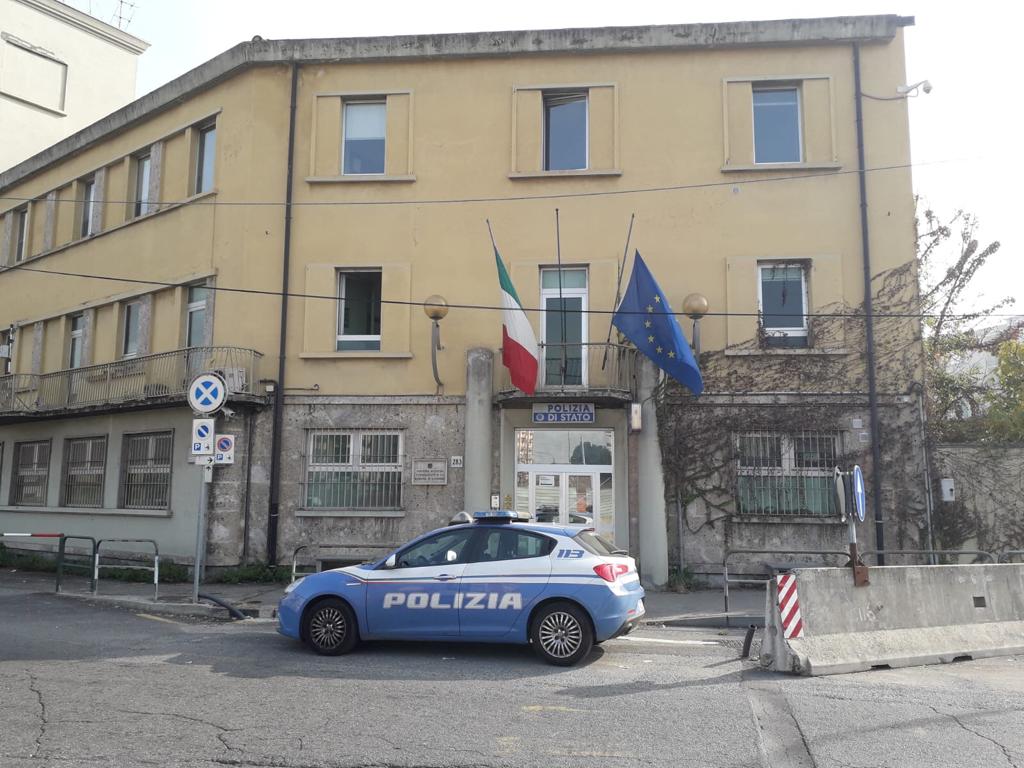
1 581 1022 768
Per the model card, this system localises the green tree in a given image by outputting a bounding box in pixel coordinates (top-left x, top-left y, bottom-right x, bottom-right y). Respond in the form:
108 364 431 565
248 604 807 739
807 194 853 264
986 340 1024 441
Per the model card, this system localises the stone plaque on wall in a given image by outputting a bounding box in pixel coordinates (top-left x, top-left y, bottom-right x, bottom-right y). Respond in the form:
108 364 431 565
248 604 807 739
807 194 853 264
412 459 448 486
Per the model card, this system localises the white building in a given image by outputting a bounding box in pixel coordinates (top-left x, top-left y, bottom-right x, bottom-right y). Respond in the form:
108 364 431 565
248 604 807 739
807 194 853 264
0 0 147 171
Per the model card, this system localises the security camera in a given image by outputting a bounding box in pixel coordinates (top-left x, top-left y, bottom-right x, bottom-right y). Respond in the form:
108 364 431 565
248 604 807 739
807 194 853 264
921 80 932 94
220 406 236 419
897 80 933 97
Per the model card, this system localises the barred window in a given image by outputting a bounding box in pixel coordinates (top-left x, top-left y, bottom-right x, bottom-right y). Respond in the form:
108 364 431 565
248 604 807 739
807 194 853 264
120 431 173 510
61 436 107 507
304 429 403 510
736 431 838 516
11 440 51 506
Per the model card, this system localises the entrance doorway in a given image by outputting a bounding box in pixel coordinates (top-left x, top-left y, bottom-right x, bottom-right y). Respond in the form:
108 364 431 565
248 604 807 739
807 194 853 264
514 428 615 542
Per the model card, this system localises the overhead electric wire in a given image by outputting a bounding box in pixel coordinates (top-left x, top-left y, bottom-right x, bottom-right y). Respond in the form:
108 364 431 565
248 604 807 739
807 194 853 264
1 261 1020 323
0 158 957 209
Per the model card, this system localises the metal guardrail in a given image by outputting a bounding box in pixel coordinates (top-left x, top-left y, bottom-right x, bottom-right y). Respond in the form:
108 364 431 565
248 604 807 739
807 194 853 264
55 535 97 593
496 342 638 396
722 548 852 622
292 542 399 583
95 539 160 602
860 549 997 565
0 346 263 415
999 550 1024 563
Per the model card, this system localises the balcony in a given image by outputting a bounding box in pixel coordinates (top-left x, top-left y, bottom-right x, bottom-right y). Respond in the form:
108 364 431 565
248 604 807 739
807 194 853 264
496 342 638 405
0 347 264 421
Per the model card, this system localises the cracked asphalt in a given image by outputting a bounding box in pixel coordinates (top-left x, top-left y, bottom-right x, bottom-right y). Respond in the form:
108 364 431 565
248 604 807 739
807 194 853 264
1 580 1023 768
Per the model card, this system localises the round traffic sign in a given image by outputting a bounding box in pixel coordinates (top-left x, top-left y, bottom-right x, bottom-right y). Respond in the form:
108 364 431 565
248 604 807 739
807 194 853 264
196 424 211 439
216 436 233 452
852 465 866 523
188 373 227 414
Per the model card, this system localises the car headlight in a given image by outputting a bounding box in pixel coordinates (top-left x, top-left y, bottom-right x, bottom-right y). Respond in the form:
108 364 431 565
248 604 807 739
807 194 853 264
284 577 305 594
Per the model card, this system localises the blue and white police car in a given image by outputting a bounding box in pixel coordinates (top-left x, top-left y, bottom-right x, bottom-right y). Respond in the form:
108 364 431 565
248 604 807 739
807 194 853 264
278 510 645 665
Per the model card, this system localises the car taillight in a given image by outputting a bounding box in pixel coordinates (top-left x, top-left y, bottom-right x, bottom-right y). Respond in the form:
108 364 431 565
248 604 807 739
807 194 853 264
594 563 629 582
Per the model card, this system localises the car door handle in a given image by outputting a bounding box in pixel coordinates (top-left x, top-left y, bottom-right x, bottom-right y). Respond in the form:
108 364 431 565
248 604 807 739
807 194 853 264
433 574 458 581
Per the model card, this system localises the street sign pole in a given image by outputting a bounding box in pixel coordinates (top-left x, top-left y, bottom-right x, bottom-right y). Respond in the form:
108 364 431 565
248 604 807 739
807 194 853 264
849 465 870 587
192 458 213 604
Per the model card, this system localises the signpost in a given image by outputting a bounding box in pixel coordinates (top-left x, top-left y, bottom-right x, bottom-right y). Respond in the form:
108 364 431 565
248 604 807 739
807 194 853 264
214 435 235 465
188 373 226 605
835 465 869 587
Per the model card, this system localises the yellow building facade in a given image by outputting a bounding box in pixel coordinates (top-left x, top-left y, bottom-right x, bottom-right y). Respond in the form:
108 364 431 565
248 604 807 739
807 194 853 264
0 16 927 585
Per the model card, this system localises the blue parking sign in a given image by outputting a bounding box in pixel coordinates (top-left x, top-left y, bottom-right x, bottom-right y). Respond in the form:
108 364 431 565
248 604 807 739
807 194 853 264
852 465 866 523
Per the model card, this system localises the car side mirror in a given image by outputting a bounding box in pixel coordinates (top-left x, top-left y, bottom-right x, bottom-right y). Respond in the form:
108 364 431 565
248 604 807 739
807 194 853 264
385 554 397 569
445 550 458 563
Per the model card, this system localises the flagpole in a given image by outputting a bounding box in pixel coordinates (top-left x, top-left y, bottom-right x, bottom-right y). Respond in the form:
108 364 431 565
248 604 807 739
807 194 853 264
555 208 566 389
602 213 635 370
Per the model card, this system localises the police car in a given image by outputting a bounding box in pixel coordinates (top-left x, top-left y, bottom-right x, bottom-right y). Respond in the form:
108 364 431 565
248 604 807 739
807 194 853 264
278 510 645 665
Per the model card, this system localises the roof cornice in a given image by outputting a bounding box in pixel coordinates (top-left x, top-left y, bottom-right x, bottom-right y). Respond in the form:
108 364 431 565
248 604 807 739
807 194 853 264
0 14 912 191
14 0 149 54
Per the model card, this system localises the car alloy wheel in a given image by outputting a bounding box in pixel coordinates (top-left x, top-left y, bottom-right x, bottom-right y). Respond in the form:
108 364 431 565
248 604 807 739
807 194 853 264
302 598 358 656
531 602 593 666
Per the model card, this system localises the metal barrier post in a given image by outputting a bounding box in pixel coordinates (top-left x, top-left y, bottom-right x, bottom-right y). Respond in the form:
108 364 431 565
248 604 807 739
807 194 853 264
54 535 97 593
290 542 399 582
999 550 1024 563
94 539 161 602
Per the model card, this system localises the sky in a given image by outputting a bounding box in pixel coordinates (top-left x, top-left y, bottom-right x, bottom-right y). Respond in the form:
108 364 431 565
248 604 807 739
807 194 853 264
65 0 1022 317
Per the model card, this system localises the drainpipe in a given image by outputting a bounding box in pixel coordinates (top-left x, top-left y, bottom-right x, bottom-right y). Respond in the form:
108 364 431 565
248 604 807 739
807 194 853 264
266 62 299 565
853 44 886 563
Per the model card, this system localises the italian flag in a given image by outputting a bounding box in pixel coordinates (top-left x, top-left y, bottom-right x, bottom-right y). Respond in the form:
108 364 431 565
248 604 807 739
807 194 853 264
495 249 539 395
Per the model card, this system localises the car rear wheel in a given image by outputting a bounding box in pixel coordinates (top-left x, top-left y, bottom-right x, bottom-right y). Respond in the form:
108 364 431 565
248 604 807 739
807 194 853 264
302 598 358 656
531 602 593 666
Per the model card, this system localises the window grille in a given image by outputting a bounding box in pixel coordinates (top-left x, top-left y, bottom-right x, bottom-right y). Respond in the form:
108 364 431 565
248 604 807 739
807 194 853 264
11 440 51 506
736 431 838 516
120 431 173 509
304 429 403 510
61 436 106 507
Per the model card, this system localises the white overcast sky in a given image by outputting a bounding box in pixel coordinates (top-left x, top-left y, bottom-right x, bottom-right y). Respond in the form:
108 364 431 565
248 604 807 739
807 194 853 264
67 0 1022 315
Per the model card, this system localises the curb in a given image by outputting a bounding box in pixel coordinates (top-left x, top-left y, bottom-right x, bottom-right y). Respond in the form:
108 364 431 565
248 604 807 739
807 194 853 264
56 590 267 620
644 612 763 629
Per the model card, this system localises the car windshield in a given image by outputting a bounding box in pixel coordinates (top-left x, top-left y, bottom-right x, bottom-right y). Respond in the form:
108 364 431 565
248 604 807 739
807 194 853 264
574 530 625 556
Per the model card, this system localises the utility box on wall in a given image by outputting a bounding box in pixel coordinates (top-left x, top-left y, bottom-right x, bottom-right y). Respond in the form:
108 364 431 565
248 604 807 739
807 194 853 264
940 478 955 502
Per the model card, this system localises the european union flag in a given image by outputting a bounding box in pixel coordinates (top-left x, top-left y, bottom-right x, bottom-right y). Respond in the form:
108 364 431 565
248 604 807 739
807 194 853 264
612 251 703 395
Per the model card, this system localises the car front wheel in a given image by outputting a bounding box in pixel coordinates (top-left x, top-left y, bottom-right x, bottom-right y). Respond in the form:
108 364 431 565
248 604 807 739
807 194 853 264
531 602 594 666
302 598 358 656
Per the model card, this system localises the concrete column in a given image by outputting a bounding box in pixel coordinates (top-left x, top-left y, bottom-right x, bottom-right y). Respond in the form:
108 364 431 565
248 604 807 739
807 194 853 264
81 308 96 367
31 322 44 374
149 141 164 210
42 191 57 252
637 357 669 588
1 212 13 266
91 167 106 234
463 347 494 512
137 294 153 356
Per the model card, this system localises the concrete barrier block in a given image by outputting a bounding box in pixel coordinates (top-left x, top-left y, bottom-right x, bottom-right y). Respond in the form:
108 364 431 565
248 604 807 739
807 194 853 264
760 564 1024 676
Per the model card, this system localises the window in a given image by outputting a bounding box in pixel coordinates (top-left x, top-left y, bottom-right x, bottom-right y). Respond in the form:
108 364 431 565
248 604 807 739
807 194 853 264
759 263 808 348
61 436 106 507
11 440 50 506
544 92 588 171
194 123 217 194
80 178 96 238
753 87 801 164
186 285 208 348
736 431 838 516
304 429 402 510
121 302 141 358
133 152 153 217
395 529 475 569
120 431 173 509
14 206 29 262
337 270 381 351
68 313 85 368
474 529 555 563
540 267 588 386
1 329 11 376
342 101 386 175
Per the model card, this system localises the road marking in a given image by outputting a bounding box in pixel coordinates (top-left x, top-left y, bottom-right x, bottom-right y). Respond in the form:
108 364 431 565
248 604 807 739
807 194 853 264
136 613 181 625
616 635 719 646
522 705 586 713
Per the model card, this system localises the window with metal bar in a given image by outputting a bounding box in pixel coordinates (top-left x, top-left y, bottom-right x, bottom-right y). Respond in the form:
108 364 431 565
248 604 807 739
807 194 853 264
11 440 50 506
61 436 106 507
120 431 173 509
736 431 838 516
304 429 403 510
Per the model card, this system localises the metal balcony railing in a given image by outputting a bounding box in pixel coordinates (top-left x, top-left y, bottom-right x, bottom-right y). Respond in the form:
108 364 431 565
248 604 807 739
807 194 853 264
0 347 263 416
496 342 638 398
